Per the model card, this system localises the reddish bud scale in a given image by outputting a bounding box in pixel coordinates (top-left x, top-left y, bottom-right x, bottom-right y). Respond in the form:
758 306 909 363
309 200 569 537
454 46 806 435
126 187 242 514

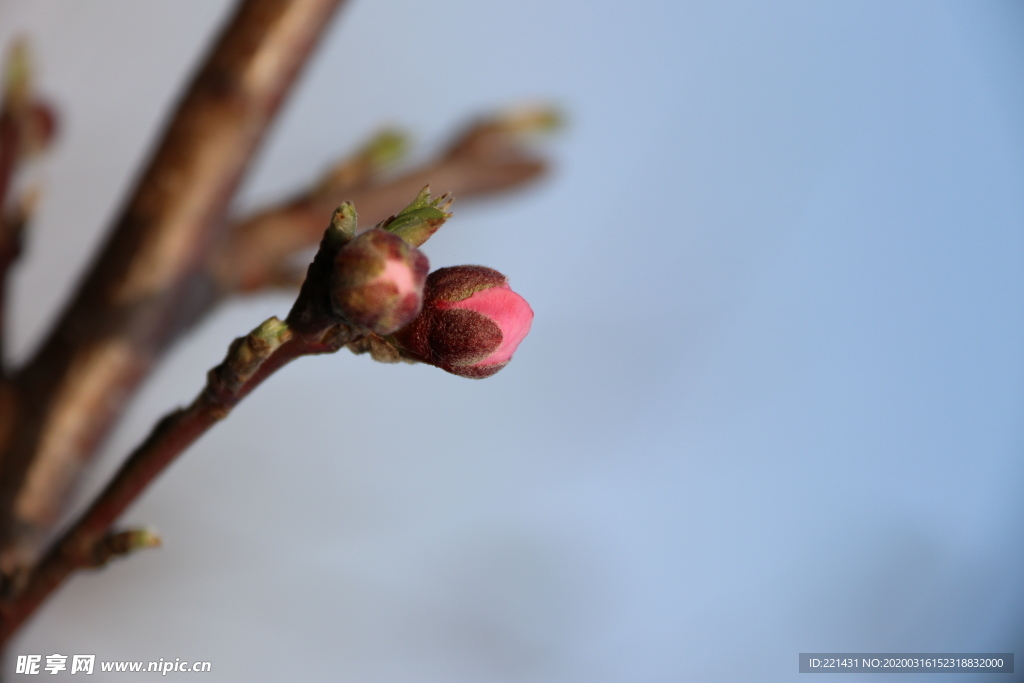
330 229 429 335
395 265 533 379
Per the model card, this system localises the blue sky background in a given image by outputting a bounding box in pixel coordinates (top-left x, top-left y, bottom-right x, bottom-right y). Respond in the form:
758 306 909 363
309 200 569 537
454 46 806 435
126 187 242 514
1 1 1023 680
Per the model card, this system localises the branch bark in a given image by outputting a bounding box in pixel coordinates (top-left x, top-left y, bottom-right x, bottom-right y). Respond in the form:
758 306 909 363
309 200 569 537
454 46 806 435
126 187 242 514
0 0 346 572
209 112 551 294
0 212 363 643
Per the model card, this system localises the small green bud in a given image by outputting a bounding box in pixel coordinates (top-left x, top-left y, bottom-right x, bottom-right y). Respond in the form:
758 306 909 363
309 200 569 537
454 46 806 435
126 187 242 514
362 128 407 169
326 202 358 245
314 130 408 197
378 186 453 248
490 104 563 135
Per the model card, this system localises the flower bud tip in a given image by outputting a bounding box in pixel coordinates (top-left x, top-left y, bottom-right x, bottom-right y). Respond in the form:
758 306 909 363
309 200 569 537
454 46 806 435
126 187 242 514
394 265 533 379
328 202 358 244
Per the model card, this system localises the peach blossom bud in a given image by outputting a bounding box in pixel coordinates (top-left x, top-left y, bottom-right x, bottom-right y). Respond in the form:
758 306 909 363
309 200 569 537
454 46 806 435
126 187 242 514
394 265 533 378
330 228 429 335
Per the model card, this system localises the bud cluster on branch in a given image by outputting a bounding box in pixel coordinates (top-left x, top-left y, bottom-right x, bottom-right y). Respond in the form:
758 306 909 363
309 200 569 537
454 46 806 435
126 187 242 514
330 189 534 376
0 0 547 650
0 185 536 641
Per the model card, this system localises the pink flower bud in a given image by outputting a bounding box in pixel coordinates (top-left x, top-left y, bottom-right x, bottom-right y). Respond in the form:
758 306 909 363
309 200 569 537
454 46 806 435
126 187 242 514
394 265 533 378
330 228 429 335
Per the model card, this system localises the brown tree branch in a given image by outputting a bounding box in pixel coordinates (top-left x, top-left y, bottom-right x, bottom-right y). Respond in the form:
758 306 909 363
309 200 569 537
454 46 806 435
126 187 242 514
0 40 57 376
209 109 555 295
0 206 24 377
0 214 363 643
0 210 20 377
0 0 347 572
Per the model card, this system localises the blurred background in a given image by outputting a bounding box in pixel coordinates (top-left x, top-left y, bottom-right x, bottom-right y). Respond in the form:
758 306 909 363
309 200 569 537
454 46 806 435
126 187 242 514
1 1 1023 680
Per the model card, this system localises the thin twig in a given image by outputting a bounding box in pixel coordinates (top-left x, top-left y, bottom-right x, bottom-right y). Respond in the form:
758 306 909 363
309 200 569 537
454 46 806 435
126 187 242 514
0 323 353 644
0 209 23 376
0 0 346 571
0 216 361 643
209 111 552 294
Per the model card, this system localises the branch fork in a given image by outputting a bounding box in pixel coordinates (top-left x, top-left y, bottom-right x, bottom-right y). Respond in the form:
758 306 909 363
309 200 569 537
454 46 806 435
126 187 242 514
0 0 553 649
